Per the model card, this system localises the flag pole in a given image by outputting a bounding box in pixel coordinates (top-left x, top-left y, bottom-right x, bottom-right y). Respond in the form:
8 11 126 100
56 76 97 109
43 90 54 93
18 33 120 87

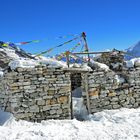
81 32 90 62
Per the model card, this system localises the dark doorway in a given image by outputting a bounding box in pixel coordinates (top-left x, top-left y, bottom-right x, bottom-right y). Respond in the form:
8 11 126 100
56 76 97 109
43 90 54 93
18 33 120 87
70 73 88 120
71 73 82 98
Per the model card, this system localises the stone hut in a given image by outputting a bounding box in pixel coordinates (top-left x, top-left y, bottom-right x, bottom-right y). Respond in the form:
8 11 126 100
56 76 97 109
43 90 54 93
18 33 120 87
0 48 140 122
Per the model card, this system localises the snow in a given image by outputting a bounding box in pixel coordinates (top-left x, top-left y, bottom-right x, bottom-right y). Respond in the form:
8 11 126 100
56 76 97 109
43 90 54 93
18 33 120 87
95 62 110 71
80 63 93 71
115 75 125 84
72 97 88 120
9 56 68 70
35 56 67 68
69 63 92 71
93 61 110 71
125 57 140 68
0 48 20 59
9 58 38 70
72 90 88 120
0 44 109 71
87 60 110 71
125 60 134 68
8 55 94 71
134 58 140 67
0 46 67 69
0 71 3 77
0 44 110 71
0 108 140 140
111 62 121 69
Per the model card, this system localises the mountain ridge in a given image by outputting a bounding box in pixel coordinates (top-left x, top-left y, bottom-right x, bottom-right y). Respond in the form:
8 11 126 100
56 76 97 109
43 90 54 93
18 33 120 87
125 41 140 60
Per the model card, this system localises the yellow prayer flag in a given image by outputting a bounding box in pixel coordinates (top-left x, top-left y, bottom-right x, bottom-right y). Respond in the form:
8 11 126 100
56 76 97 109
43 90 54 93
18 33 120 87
2 43 8 47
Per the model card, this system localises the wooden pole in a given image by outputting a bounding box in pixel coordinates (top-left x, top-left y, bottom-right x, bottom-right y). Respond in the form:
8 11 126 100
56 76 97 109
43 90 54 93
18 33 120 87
85 73 91 114
66 51 70 68
73 51 112 55
81 32 90 62
70 74 73 119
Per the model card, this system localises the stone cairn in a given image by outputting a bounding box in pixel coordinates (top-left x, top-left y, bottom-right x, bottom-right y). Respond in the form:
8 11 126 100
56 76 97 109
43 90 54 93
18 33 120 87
94 49 124 71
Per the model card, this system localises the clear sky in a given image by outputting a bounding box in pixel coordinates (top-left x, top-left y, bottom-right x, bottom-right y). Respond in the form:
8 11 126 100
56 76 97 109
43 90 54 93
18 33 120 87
0 0 140 55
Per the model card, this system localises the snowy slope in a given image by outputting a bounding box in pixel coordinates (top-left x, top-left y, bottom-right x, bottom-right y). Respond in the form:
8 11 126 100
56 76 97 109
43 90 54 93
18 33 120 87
125 41 140 60
0 108 140 140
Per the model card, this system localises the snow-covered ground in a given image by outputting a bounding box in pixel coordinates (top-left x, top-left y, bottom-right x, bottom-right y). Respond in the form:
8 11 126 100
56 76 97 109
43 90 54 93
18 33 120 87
0 108 140 140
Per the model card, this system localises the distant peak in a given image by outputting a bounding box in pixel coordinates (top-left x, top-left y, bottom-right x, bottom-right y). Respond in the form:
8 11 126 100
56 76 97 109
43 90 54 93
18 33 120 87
125 40 140 60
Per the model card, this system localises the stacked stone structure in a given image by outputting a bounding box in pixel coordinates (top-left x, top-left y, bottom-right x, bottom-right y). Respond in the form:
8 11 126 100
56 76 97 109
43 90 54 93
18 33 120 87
82 67 140 114
0 65 71 122
0 50 140 121
94 49 125 71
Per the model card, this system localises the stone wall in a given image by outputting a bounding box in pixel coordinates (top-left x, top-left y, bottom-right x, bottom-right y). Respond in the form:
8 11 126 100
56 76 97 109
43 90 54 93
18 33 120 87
1 58 140 121
82 65 140 114
0 65 71 122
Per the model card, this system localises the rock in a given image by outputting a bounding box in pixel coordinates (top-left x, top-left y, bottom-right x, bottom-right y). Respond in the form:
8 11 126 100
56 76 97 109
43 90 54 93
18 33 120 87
135 61 140 67
30 106 39 112
37 100 45 106
103 105 112 109
24 86 31 90
108 92 116 97
130 97 135 104
42 106 51 111
22 103 28 108
101 101 110 106
113 104 121 109
58 96 68 104
110 97 119 102
50 110 56 115
110 101 119 105
89 90 99 99
22 82 31 86
57 109 63 115
119 94 127 100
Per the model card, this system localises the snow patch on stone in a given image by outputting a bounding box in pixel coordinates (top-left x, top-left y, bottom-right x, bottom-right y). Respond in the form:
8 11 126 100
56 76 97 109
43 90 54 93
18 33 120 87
0 48 20 59
126 57 140 68
94 61 110 71
115 75 125 84
9 58 38 70
9 56 68 70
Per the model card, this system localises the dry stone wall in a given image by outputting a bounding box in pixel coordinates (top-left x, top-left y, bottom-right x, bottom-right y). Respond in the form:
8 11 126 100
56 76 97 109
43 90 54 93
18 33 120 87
82 66 140 114
0 65 71 122
1 56 140 121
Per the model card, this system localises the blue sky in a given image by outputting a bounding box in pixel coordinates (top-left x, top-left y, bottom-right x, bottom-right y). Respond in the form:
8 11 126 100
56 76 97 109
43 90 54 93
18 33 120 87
0 0 140 55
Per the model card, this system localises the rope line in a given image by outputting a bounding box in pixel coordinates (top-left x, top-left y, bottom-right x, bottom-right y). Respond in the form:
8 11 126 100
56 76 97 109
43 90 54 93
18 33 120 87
35 36 80 57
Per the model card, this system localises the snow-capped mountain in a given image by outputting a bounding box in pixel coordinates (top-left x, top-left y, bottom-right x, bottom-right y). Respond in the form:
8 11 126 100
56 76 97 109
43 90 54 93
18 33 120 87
125 41 140 60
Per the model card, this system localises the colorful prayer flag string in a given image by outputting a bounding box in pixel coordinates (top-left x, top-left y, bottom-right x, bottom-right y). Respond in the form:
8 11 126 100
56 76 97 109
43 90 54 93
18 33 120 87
56 41 82 61
35 36 80 57
14 34 80 46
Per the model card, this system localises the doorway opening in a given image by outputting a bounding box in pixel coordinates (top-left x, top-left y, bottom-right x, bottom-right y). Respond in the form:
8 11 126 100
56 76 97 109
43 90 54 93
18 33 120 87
70 73 88 120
